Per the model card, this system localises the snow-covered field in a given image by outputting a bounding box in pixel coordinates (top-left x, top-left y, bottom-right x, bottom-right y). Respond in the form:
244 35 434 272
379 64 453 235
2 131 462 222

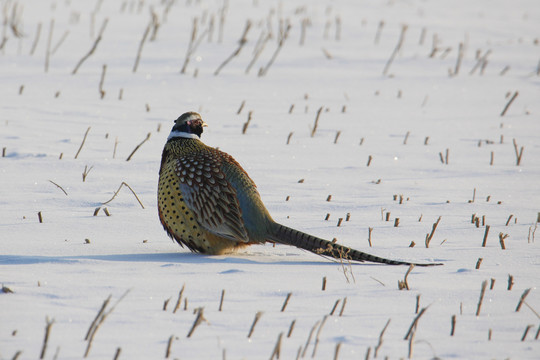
1 0 539 359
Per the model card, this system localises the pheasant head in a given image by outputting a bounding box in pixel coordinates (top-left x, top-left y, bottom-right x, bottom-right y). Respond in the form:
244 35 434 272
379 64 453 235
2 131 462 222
168 112 208 139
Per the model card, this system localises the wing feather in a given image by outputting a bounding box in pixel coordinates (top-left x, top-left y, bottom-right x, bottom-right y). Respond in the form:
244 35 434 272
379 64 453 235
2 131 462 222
174 151 249 243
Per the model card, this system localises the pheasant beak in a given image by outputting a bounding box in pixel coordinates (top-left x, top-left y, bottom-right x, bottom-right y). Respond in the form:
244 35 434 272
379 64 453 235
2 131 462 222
202 121 208 127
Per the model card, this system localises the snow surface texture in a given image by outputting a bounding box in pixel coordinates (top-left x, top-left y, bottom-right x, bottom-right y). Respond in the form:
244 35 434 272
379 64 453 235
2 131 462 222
1 1 539 359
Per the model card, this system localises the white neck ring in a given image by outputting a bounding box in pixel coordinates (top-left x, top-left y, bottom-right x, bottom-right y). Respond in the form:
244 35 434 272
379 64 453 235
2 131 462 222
168 131 199 140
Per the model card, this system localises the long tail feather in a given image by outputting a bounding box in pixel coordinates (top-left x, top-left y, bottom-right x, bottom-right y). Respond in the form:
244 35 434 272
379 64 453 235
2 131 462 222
269 223 441 266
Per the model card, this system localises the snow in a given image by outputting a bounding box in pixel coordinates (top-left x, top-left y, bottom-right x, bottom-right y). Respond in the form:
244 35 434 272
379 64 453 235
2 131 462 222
1 0 539 359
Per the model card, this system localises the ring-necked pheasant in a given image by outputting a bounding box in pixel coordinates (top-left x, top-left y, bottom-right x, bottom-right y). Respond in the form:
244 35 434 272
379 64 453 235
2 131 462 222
158 112 440 266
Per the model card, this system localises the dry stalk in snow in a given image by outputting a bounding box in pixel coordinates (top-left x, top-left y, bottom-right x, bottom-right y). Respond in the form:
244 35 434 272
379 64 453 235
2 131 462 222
311 315 328 357
242 111 252 134
470 49 491 75
339 297 347 316
51 30 69 55
30 22 42 55
281 292 292 312
475 258 483 269
247 311 263 338
334 342 342 360
476 280 488 316
187 307 207 338
374 20 384 45
500 91 518 117
85 290 129 357
44 20 54 73
48 180 68 195
269 332 283 360
521 325 534 341
499 232 509 249
258 21 291 76
450 42 465 76
310 106 323 137
132 21 151 73
126 132 151 161
40 317 55 359
74 127 91 159
301 319 321 357
72 18 108 75
508 274 514 290
512 138 524 165
218 289 225 311
98 64 107 98
214 20 251 75
287 319 296 338
515 288 531 312
102 181 145 209
425 216 441 248
236 100 245 114
246 30 271 74
382 24 407 76
404 306 429 341
286 132 293 144
398 264 415 290
374 318 391 357
180 18 209 74
173 284 185 314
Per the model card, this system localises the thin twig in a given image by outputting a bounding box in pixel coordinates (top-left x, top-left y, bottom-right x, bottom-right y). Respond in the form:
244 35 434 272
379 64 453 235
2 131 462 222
133 21 151 73
40 317 55 359
301 319 321 358
48 180 68 195
512 138 524 165
126 132 151 161
214 20 251 75
218 289 225 311
44 20 54 73
425 216 441 248
382 24 407 76
515 288 531 312
269 332 283 360
258 21 291 76
500 91 518 117
85 291 130 357
310 106 323 137
398 264 415 290
281 292 292 312
482 225 490 247
51 30 69 55
72 18 108 74
74 127 91 159
247 311 263 338
476 280 488 316
374 318 391 357
180 18 209 74
173 284 185 314
30 22 42 55
186 307 207 338
404 306 429 340
102 182 145 209
98 64 107 98
165 335 175 358
311 315 328 357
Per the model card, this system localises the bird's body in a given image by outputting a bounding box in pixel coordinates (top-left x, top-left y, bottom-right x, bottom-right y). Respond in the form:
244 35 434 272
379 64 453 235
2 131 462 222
158 112 440 266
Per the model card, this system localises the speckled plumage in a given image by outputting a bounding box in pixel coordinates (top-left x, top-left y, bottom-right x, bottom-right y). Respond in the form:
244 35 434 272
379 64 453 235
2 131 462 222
158 112 441 266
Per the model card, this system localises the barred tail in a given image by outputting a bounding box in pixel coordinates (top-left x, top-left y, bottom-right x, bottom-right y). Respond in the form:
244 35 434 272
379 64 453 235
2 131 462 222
269 223 441 266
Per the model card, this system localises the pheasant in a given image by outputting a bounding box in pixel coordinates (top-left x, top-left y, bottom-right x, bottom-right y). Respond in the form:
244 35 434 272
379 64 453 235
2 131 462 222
158 112 440 266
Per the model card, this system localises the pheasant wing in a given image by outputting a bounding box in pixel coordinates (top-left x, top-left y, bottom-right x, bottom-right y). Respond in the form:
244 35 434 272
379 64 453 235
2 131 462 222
174 151 249 243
